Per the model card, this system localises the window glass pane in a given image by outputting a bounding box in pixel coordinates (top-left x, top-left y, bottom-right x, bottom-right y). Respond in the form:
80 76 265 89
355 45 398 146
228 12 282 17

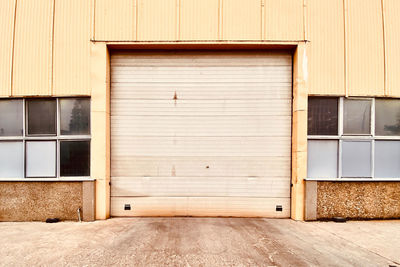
375 141 400 178
60 98 90 135
375 99 400 136
342 141 371 177
343 99 371 135
0 100 23 136
308 97 338 135
26 141 56 177
27 99 56 135
0 142 23 178
60 141 90 176
307 140 338 178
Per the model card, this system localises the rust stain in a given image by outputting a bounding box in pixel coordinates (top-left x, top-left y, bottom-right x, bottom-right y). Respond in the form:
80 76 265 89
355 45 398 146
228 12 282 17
171 165 176 176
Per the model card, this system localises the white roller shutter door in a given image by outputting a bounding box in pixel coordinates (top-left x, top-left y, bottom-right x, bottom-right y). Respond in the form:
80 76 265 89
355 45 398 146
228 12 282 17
110 51 292 217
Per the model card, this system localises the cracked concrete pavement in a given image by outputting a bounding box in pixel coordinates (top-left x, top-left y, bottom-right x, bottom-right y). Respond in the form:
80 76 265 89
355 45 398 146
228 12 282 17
1 218 399 266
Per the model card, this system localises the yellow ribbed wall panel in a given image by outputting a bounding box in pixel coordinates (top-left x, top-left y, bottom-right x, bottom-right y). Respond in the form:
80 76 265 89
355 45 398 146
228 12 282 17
308 0 345 95
12 0 53 96
180 0 219 40
265 0 303 40
94 0 135 41
53 0 91 95
0 0 15 97
383 0 400 97
222 0 262 40
137 0 177 41
346 0 385 96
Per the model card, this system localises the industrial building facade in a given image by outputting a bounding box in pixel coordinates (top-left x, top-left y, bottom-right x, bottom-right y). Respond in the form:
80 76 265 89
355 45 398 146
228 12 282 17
0 0 400 221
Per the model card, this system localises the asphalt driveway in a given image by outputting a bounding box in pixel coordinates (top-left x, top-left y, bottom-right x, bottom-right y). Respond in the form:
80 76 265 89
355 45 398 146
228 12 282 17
0 218 399 266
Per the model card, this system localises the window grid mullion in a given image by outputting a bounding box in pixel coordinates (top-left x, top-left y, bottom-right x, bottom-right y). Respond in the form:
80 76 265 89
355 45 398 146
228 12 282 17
56 98 60 178
338 97 344 178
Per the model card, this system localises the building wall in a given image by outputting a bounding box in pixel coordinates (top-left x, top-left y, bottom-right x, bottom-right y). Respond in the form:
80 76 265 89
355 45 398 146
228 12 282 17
1 0 400 221
1 0 400 97
317 182 400 219
0 181 95 222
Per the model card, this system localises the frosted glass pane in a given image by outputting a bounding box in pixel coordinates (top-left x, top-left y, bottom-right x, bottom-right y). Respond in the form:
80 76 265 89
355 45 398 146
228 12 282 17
0 142 23 178
375 99 400 136
342 141 371 177
343 99 371 135
60 98 90 135
307 140 338 178
0 100 23 136
375 141 400 178
308 97 338 135
26 141 56 177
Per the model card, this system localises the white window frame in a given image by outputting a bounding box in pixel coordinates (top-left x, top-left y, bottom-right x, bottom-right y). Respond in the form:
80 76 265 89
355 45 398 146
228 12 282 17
0 97 92 181
307 97 400 181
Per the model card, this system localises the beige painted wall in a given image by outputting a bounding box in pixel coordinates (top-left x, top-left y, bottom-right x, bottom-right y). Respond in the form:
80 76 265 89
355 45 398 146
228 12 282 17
0 0 399 220
1 0 399 97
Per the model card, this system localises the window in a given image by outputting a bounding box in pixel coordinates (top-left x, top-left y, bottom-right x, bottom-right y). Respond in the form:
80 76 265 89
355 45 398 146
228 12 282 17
308 97 338 135
308 97 400 179
0 99 23 136
0 98 90 178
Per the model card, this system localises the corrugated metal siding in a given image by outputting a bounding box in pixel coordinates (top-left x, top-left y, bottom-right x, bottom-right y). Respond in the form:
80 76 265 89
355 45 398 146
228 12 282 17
12 0 53 96
265 0 304 40
383 0 400 97
110 51 292 217
346 0 385 96
137 0 177 41
53 0 91 95
180 0 219 40
94 0 135 41
222 0 262 40
308 0 345 95
0 0 15 97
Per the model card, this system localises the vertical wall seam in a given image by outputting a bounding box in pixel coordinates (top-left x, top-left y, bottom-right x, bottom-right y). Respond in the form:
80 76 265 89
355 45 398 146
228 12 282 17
381 0 388 96
91 0 96 40
133 0 136 40
343 0 348 97
303 0 306 40
218 0 223 40
261 0 265 40
10 0 18 97
135 0 139 40
176 0 180 40
50 0 56 96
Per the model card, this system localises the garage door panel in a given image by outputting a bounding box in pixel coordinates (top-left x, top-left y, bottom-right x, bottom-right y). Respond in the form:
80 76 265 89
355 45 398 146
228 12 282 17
111 156 291 178
111 197 290 217
111 85 292 100
111 52 292 66
111 116 291 137
110 100 292 116
111 176 290 198
110 51 292 217
112 136 291 157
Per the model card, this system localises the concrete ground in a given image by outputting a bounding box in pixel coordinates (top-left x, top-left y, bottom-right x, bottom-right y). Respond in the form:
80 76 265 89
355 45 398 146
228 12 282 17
0 218 399 267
